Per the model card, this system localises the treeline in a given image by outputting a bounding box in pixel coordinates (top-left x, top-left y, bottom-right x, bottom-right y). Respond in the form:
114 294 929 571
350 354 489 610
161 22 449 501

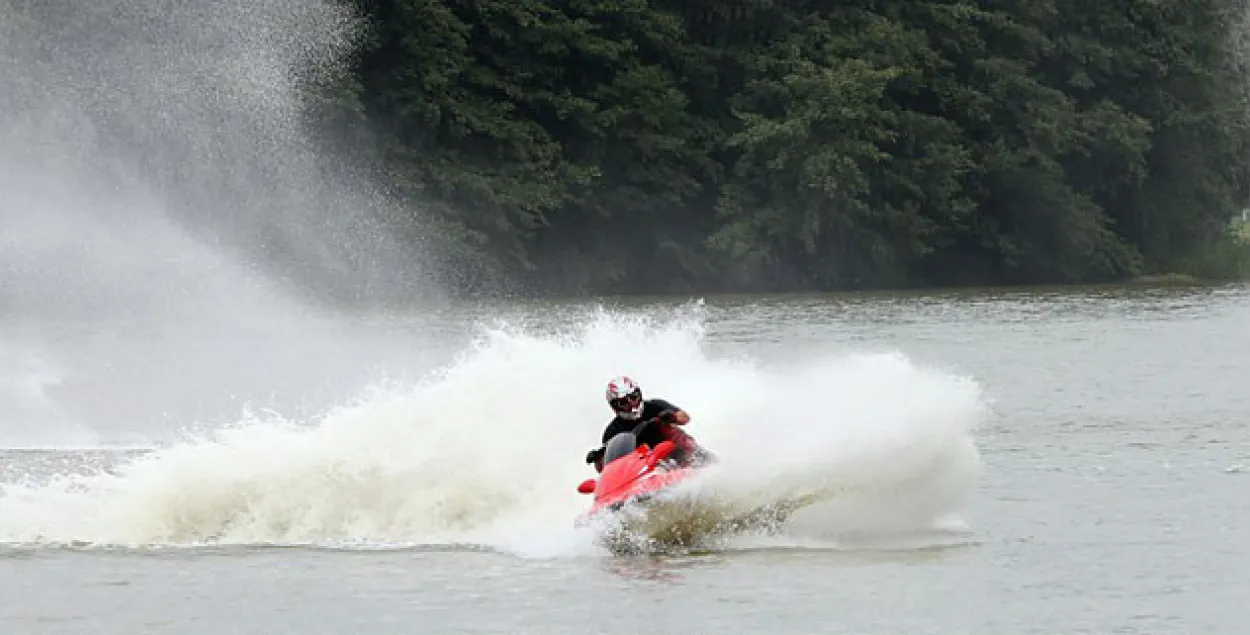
314 0 1250 295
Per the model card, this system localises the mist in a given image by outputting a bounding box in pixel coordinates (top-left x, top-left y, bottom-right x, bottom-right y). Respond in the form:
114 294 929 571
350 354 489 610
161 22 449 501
0 0 445 445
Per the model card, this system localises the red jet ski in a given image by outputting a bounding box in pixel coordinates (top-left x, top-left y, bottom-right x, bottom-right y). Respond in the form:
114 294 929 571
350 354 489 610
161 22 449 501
574 419 710 527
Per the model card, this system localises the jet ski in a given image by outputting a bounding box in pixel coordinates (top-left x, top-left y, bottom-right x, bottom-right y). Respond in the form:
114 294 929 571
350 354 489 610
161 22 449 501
573 418 710 527
573 422 828 553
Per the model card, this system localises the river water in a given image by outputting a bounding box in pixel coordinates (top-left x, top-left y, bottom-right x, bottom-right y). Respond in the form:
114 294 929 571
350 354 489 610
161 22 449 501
1 283 1247 634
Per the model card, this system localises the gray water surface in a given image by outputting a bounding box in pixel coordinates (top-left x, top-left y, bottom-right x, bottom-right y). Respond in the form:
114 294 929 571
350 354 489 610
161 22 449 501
3 283 1248 634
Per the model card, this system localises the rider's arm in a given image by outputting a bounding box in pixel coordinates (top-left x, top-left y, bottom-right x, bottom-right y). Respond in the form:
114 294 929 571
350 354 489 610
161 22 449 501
651 399 690 425
670 410 690 425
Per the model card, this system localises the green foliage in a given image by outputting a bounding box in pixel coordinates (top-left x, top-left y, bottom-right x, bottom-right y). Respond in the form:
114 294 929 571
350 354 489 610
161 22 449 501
1178 218 1250 280
325 0 1250 294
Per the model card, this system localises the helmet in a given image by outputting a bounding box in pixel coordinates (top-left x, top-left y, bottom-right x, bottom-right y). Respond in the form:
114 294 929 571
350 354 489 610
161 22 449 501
606 375 644 420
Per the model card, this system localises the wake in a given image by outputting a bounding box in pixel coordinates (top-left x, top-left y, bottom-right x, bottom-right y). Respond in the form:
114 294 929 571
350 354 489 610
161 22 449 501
0 308 987 557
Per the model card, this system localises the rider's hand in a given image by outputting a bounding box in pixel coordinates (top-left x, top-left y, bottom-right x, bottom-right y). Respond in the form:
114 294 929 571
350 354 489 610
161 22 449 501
585 447 604 464
657 409 676 424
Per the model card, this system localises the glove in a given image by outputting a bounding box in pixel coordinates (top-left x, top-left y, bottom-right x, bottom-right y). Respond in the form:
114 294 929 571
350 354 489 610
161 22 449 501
585 447 604 464
657 409 676 424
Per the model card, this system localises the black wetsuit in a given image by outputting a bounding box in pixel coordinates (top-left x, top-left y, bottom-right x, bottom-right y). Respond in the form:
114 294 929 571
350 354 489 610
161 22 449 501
599 398 682 449
586 398 704 471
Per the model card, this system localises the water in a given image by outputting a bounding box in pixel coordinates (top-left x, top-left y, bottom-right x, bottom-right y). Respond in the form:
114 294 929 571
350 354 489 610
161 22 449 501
0 0 437 446
2 284 1248 633
0 0 428 310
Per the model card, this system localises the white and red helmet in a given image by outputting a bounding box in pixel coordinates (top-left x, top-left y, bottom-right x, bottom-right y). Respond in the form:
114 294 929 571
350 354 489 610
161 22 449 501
606 375 644 420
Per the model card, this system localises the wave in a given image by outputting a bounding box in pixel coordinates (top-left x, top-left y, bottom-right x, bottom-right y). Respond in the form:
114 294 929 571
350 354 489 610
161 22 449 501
0 307 987 556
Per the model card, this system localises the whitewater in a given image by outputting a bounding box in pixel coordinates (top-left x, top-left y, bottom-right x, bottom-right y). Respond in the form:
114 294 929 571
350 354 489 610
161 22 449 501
0 306 986 556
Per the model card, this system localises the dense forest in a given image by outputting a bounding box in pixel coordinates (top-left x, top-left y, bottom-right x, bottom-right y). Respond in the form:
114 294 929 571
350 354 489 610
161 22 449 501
310 0 1250 295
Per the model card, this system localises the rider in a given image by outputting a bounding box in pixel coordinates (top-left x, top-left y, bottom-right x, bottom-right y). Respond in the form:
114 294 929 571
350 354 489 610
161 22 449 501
584 375 704 473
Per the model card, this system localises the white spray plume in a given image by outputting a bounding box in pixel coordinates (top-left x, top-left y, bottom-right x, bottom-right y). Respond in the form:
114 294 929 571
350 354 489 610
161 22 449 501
0 309 987 556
